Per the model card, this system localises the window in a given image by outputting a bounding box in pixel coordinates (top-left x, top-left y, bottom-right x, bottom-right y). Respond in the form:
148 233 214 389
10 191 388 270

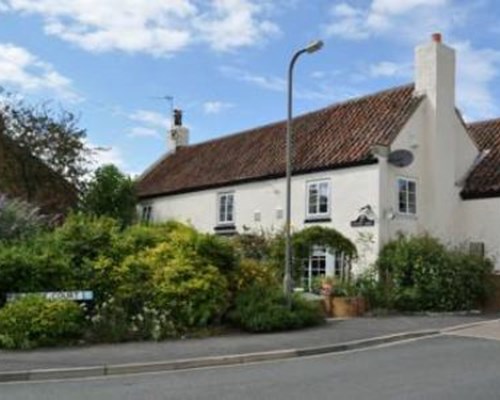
307 180 330 217
141 205 153 223
302 247 348 291
302 247 327 291
217 192 234 225
398 178 417 215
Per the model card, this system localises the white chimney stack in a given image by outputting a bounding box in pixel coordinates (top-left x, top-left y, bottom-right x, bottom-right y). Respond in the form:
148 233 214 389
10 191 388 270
415 32 456 111
168 109 189 152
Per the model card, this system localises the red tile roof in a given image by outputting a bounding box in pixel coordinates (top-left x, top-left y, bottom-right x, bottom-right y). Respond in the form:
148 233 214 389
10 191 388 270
463 119 500 199
137 84 423 199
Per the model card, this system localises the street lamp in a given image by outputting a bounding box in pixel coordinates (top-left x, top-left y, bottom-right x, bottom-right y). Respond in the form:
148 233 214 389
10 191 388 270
284 40 324 306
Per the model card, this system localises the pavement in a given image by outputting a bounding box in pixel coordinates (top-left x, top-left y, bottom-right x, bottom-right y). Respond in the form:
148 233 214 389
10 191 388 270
0 314 498 383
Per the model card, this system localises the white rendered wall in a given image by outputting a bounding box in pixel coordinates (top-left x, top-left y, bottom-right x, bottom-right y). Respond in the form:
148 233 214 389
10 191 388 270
379 37 478 249
458 199 500 271
140 164 381 274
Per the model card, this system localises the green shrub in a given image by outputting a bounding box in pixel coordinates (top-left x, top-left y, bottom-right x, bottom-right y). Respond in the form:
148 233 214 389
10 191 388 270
231 233 273 261
377 235 494 311
354 267 392 309
51 214 120 284
0 237 72 302
0 295 84 349
231 284 324 333
229 258 279 293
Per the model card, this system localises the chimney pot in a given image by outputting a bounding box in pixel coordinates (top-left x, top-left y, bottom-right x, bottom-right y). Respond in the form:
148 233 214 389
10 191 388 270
173 109 183 126
432 33 442 43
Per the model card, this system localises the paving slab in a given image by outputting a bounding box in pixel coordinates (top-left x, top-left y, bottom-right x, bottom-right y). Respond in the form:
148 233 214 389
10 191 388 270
445 319 500 341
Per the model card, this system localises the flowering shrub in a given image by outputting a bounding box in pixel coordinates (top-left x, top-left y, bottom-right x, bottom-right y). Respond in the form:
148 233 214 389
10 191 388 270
129 304 177 341
87 297 129 343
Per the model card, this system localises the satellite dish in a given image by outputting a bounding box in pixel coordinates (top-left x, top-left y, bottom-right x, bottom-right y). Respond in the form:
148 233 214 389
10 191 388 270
388 149 414 168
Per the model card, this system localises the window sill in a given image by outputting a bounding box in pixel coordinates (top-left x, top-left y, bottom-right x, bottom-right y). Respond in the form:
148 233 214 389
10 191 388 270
214 224 237 235
304 217 332 224
395 213 418 220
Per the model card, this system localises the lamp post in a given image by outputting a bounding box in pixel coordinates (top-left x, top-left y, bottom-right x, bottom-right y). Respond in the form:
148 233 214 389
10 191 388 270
284 40 324 306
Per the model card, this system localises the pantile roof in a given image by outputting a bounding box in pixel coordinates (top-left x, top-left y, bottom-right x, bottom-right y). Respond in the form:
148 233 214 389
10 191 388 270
137 84 423 199
463 119 500 199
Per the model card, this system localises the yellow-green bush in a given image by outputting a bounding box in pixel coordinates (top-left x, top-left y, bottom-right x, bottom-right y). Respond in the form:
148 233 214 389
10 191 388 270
0 296 84 349
117 239 229 330
230 258 279 292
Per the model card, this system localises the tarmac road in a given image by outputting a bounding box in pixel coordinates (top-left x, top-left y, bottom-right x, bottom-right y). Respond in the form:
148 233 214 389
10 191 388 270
1 322 500 400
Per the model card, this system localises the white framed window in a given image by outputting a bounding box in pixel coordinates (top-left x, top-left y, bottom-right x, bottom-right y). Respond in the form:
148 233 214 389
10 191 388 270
302 246 327 291
141 205 153 223
397 177 417 215
301 247 349 291
217 192 234 225
306 180 330 218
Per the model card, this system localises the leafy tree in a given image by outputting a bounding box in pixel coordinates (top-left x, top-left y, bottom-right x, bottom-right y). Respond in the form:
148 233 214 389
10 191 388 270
0 90 94 192
82 164 137 226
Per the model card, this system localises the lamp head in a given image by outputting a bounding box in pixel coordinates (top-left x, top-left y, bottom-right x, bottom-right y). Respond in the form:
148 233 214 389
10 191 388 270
305 40 324 54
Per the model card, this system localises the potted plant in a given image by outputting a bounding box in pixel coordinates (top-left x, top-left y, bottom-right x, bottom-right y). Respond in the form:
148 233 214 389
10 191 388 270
331 281 366 317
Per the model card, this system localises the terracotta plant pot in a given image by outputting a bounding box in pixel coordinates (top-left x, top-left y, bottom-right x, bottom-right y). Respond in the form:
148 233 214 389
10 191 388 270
332 296 366 317
322 296 334 317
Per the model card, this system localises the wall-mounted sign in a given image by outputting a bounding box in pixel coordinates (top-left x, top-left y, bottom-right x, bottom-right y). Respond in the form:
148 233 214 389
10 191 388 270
350 205 375 227
388 149 414 168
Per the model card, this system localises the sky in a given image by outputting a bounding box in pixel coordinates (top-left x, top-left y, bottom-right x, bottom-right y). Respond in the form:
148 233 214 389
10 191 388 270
0 0 499 175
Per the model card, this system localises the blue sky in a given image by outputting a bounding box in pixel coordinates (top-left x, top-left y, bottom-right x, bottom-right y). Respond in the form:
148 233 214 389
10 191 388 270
0 0 499 175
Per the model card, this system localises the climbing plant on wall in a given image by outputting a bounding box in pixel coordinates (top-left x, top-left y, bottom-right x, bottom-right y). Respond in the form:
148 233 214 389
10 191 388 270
292 226 357 281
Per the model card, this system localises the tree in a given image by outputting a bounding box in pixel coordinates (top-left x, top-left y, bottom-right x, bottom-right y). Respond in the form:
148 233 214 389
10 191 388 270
82 164 137 226
0 90 94 192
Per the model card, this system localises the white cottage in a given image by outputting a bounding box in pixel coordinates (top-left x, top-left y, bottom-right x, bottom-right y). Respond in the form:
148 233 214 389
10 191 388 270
137 34 500 285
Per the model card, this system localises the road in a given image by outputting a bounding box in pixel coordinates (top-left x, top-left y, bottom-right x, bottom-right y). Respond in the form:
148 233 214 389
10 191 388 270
1 323 500 400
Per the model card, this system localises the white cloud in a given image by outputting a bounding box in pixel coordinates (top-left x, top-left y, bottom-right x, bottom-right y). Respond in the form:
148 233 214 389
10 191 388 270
196 0 279 52
0 42 80 101
1 0 279 56
128 126 162 139
203 100 234 114
93 146 126 168
325 0 463 43
219 65 337 102
129 109 169 128
369 61 411 78
219 66 285 91
454 41 500 120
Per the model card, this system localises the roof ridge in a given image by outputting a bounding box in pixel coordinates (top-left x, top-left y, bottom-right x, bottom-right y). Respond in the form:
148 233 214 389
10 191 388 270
186 83 416 149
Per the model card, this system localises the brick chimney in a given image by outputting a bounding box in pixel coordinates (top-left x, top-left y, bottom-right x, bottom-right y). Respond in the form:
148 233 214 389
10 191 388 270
168 109 189 152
